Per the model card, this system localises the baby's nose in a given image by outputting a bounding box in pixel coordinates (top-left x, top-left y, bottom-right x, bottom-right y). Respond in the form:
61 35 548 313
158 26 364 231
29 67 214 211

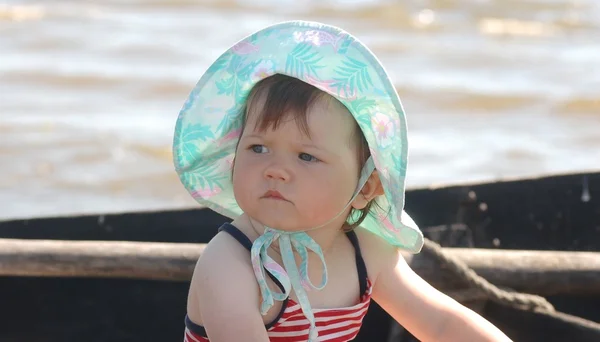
263 163 291 182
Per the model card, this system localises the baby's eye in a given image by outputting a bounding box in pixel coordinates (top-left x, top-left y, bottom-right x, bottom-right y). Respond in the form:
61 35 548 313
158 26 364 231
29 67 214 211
250 145 268 154
298 153 319 162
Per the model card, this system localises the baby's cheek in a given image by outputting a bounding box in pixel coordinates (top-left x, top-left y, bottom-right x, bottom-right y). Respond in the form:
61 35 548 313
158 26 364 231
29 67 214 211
304 177 352 218
232 174 252 211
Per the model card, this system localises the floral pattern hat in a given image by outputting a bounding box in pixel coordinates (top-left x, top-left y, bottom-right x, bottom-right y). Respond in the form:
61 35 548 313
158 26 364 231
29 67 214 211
173 20 424 253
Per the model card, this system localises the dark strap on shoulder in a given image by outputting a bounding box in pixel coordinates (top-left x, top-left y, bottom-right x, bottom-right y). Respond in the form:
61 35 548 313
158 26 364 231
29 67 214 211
220 223 368 297
219 224 287 291
345 230 369 297
219 223 253 249
186 223 288 332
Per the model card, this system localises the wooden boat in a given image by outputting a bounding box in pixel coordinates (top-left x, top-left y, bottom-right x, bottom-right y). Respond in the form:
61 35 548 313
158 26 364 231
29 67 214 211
1 171 599 342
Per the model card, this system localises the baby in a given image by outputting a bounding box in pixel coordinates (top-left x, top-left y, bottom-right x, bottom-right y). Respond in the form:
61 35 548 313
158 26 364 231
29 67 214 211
174 21 511 342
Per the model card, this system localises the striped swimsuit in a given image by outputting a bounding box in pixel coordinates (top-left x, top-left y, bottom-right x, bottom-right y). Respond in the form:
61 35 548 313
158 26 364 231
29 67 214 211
184 223 372 342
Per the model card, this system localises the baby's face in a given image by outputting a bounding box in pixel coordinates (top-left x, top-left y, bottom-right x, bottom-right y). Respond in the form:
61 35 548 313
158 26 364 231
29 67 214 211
232 95 361 231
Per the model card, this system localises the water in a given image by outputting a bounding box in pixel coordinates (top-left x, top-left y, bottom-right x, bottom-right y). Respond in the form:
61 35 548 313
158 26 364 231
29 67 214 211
1 0 599 220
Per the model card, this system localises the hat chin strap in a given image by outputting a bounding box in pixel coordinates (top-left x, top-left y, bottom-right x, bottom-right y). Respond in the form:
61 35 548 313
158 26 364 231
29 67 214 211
249 156 376 342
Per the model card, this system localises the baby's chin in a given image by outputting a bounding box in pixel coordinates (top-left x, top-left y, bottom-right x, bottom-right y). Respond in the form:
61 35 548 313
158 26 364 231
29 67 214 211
239 199 342 232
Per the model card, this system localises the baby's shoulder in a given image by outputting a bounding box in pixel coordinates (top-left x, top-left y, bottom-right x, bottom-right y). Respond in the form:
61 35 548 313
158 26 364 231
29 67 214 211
195 230 254 275
187 230 263 326
190 230 258 295
354 228 402 280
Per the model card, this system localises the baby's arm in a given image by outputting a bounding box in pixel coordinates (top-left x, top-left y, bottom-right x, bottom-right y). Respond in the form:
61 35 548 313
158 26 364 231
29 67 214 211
369 240 512 342
187 234 270 342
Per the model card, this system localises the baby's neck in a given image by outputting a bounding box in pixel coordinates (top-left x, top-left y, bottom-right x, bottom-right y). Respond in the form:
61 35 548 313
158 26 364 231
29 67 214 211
232 214 346 255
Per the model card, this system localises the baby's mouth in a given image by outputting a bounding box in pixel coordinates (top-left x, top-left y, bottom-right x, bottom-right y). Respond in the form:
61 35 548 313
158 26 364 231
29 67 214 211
262 190 288 201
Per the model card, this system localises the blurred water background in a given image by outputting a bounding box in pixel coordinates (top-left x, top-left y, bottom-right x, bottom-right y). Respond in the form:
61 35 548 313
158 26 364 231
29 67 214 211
1 0 599 220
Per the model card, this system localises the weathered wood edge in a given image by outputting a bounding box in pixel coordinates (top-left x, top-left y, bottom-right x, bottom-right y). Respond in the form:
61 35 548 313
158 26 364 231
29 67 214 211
2 238 599 296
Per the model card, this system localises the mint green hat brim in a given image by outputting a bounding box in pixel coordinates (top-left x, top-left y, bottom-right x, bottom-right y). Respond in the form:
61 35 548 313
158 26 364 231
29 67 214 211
173 21 424 253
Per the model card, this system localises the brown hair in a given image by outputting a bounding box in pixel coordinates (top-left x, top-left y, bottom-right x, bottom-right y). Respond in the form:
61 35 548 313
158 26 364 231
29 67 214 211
237 74 376 231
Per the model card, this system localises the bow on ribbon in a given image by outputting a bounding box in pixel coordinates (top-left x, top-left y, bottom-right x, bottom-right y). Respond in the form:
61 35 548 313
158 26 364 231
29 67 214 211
251 227 328 341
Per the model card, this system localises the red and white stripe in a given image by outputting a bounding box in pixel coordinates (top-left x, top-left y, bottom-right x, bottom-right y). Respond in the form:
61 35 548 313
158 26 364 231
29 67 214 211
184 281 372 342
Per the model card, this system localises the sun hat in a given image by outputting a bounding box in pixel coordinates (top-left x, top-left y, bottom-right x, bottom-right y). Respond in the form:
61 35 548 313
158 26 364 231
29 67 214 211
173 20 424 253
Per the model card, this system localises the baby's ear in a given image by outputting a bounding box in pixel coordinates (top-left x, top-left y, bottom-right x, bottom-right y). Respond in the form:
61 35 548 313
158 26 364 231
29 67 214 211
364 170 385 199
352 171 384 210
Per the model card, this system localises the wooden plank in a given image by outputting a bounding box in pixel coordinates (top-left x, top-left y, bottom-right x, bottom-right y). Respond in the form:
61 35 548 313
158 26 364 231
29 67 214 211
0 238 204 281
1 238 600 296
